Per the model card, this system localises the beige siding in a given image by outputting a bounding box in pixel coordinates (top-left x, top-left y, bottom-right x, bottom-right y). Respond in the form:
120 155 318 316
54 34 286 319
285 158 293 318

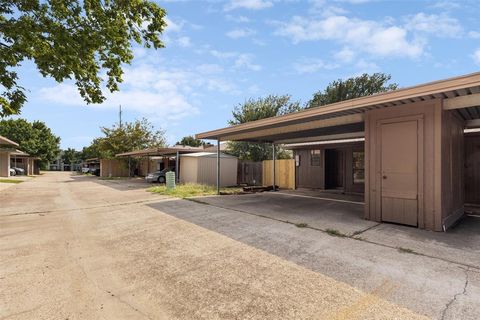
365 99 442 231
441 110 465 229
179 157 198 184
197 157 237 187
263 159 295 189
0 152 10 177
180 156 237 187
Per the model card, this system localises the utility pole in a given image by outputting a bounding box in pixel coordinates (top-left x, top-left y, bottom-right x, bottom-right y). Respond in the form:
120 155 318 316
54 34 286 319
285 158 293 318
119 105 123 128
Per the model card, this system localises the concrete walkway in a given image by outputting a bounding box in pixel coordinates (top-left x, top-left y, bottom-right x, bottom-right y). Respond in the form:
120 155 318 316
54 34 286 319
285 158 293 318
0 172 477 319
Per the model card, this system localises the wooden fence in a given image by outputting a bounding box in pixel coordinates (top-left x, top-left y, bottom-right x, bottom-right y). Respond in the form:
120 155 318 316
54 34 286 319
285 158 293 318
262 159 295 189
100 159 130 177
238 160 262 186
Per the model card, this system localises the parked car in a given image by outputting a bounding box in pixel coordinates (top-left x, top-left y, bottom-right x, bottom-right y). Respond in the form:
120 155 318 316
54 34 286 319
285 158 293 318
9 168 16 176
81 167 90 174
12 167 25 175
145 167 175 183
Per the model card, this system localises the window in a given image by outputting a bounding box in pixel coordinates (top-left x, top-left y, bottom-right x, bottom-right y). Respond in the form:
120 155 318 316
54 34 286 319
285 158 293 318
310 150 321 166
353 151 365 184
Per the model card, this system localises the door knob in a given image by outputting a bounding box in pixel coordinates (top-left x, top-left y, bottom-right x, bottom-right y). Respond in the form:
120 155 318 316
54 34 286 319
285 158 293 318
382 175 387 179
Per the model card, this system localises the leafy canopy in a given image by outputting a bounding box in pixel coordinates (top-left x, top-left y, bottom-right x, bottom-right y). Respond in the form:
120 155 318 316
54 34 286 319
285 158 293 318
307 73 398 108
0 118 60 164
228 95 300 162
0 0 167 116
176 135 205 147
61 147 81 164
84 118 166 159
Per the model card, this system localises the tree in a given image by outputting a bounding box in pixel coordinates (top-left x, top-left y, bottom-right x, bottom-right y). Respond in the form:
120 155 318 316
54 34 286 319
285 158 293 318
0 118 60 166
0 0 167 116
228 95 301 162
176 135 205 147
86 118 166 159
61 148 81 165
307 73 398 108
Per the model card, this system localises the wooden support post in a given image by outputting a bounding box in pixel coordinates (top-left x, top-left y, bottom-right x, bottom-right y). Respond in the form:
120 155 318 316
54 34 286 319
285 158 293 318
272 143 276 191
217 139 220 195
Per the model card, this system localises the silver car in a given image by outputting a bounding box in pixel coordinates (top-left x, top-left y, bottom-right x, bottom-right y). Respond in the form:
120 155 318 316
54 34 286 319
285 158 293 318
145 168 174 183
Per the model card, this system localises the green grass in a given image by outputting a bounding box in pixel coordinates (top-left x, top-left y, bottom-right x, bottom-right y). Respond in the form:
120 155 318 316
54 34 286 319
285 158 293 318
397 247 416 254
148 183 243 198
295 222 309 228
325 228 347 237
0 179 23 184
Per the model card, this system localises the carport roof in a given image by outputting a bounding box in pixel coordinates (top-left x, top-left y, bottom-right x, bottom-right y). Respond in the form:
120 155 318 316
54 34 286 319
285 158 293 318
116 145 205 157
0 135 19 147
196 72 480 143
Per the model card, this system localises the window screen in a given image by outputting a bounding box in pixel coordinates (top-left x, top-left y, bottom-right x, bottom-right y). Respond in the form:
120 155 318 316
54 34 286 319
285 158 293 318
353 151 365 184
310 150 321 166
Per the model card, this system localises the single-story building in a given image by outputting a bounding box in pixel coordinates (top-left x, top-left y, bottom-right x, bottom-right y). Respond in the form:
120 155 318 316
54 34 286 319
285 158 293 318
10 150 39 176
196 72 480 231
179 152 238 187
115 145 207 179
0 135 19 177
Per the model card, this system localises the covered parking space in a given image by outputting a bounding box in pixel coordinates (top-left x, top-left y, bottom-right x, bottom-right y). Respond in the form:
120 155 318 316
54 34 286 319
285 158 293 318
116 146 205 180
0 135 19 177
197 72 480 231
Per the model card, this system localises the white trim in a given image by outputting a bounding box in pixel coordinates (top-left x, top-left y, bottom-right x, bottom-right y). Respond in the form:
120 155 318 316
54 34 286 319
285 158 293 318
285 138 365 148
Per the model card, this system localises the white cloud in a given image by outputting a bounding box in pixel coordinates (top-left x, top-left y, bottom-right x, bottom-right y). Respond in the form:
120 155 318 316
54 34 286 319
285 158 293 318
224 0 273 11
209 50 262 71
430 1 461 10
405 13 463 38
196 64 224 74
177 36 191 47
273 15 424 59
37 61 242 121
226 28 256 39
225 15 251 23
473 49 480 65
234 54 262 71
164 17 184 33
334 47 355 63
469 31 480 39
293 58 339 74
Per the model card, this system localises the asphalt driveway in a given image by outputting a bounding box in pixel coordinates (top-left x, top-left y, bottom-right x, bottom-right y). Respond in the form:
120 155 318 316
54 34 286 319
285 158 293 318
1 172 478 319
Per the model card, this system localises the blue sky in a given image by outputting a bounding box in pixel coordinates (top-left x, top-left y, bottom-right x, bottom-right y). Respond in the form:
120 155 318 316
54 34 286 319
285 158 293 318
12 0 480 150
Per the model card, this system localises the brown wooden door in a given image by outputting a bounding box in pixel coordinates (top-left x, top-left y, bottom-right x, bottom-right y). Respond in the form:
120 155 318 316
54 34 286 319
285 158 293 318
380 120 419 226
465 134 480 205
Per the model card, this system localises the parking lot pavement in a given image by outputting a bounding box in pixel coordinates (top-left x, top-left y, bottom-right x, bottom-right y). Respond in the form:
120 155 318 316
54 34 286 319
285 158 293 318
151 196 480 320
195 192 377 236
1 172 431 320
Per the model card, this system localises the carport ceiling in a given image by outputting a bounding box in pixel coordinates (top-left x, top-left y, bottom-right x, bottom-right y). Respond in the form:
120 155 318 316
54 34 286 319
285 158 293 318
196 72 480 143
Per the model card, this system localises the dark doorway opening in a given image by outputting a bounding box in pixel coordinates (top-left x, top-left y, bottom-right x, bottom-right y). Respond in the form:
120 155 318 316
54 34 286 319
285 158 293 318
325 149 344 190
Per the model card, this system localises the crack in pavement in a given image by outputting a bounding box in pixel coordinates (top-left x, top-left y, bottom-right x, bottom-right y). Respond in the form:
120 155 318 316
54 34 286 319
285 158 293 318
440 267 470 320
0 197 175 217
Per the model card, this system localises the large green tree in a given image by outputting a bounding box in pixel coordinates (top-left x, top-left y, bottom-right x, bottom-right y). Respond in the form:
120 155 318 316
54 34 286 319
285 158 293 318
228 95 301 162
0 0 167 116
85 118 166 159
0 118 60 165
176 135 205 147
61 147 81 165
307 73 398 108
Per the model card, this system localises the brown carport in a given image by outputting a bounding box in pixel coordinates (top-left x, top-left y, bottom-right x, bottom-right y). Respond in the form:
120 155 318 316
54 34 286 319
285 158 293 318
116 146 205 180
196 72 480 231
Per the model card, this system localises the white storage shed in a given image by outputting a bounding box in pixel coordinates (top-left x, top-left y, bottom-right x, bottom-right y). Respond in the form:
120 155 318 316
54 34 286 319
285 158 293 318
179 152 238 187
